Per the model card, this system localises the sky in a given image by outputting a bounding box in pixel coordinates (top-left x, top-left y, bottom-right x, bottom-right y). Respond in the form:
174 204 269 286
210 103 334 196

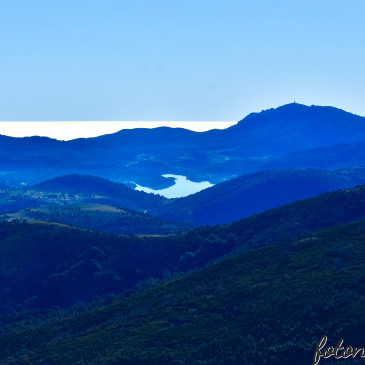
0 0 364 122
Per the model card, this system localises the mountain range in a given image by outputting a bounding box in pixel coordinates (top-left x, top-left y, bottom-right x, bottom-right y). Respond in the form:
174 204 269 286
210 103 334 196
2 102 365 364
1 184 365 314
1 185 365 364
2 167 365 228
1 103 365 188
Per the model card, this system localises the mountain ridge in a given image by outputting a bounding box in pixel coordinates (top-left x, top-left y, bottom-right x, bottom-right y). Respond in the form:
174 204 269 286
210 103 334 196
1 183 365 315
153 167 365 224
1 103 365 187
2 211 365 364
3 168 365 226
0 203 195 235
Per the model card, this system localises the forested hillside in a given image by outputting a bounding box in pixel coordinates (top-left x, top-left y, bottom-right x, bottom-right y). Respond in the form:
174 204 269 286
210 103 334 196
154 168 365 224
1 203 194 235
1 185 365 316
2 219 365 364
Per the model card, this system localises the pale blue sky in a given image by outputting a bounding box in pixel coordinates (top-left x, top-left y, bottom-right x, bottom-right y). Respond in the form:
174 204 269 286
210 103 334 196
0 0 364 121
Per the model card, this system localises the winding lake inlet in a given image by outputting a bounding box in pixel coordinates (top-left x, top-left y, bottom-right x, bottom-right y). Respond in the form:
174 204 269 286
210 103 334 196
134 174 214 198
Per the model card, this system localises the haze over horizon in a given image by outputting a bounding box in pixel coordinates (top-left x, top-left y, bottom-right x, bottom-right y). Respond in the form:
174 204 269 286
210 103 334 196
0 101 363 140
0 121 236 140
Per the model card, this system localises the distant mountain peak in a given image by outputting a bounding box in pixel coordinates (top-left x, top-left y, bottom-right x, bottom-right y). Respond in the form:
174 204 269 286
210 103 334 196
275 102 308 110
236 103 308 124
235 102 361 127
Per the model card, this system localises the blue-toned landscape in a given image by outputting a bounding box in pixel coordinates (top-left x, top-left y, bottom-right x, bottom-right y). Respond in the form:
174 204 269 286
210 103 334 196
1 1 365 364
1 103 365 364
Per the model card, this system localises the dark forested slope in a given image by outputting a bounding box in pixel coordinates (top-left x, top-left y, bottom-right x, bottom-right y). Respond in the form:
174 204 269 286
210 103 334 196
2 219 365 364
155 168 365 224
1 184 365 316
32 174 167 211
1 203 194 235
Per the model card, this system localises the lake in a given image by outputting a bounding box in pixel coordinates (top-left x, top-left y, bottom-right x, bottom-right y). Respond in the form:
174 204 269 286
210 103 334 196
135 174 214 198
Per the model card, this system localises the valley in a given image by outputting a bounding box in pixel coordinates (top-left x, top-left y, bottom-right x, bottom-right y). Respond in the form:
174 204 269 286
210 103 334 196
2 2 364 363
1 103 365 364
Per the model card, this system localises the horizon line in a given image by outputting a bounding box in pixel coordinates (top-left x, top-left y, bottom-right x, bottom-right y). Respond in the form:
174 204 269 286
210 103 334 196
0 121 237 141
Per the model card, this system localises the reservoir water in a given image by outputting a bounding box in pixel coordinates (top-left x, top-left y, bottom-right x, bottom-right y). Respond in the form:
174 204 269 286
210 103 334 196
135 174 214 198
